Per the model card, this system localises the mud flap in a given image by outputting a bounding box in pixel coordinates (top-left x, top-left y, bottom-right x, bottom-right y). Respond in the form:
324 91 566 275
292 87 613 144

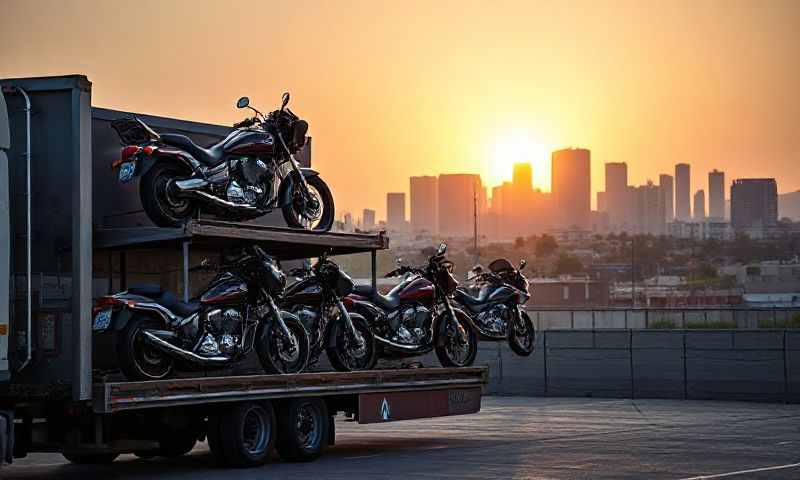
0 410 13 465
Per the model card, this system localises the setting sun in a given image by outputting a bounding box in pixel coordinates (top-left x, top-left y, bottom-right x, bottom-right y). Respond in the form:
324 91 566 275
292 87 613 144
486 128 550 192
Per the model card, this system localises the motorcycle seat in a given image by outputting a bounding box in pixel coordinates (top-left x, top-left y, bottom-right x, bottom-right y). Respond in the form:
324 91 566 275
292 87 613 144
453 287 491 312
352 284 400 310
127 284 200 317
160 133 225 166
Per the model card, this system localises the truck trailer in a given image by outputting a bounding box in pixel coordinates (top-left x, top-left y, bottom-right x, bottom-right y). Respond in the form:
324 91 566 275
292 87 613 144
0 75 486 468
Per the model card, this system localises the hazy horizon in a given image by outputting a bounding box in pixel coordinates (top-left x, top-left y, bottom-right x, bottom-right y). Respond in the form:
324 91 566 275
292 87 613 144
2 0 799 219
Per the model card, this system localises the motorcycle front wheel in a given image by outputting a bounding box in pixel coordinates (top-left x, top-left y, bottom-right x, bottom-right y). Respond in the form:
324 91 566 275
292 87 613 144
326 313 377 372
257 313 310 374
434 308 478 368
140 163 195 227
281 175 335 231
508 310 536 356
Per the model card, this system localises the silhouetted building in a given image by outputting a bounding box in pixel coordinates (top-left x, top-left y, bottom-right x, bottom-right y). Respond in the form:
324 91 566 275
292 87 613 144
693 189 706 220
409 175 438 234
731 178 778 229
438 173 482 237
659 173 674 222
604 162 627 229
708 169 725 219
636 181 665 235
675 163 691 220
597 191 607 213
362 208 375 230
386 192 406 231
552 148 591 229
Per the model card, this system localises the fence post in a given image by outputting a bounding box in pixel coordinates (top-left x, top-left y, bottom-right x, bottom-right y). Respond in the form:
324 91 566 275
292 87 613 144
682 310 686 329
682 330 688 400
645 309 649 329
629 329 635 399
624 310 628 329
543 331 548 397
592 310 596 330
784 330 789 403
571 310 575 329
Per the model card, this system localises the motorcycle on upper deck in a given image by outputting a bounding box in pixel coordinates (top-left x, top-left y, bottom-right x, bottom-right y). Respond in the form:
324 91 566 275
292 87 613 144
452 258 536 356
282 254 377 371
344 243 478 368
110 93 334 230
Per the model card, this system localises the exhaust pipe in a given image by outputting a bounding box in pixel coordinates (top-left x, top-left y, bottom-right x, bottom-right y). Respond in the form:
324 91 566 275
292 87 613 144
141 330 230 366
373 335 426 352
173 179 261 213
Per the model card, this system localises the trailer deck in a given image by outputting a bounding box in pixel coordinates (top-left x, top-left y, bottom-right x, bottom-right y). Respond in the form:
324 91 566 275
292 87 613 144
94 367 487 414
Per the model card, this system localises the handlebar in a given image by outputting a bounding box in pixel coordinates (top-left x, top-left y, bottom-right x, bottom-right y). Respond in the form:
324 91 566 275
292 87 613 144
233 117 257 129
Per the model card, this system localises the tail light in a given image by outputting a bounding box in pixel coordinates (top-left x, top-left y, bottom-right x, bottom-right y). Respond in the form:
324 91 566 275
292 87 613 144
111 145 142 169
91 296 126 316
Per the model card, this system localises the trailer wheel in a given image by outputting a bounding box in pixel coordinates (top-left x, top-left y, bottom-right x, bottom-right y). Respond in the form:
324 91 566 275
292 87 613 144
209 402 276 468
62 453 119 465
276 398 329 462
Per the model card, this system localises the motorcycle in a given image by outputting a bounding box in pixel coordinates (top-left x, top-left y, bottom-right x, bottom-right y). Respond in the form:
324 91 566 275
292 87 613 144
453 258 535 356
344 243 478 368
282 254 377 371
110 92 335 230
92 245 310 380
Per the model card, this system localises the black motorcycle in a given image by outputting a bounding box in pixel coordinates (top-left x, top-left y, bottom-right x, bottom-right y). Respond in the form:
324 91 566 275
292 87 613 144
110 92 335 230
453 258 535 356
345 243 478 368
92 245 310 380
282 254 377 371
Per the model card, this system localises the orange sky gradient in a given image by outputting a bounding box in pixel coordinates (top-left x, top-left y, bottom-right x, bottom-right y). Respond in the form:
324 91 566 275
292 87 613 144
2 0 799 220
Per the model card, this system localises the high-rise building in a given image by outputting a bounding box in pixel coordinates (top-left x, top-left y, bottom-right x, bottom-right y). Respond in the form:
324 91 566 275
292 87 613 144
438 174 482 237
386 192 406 230
597 191 607 213
635 181 666 235
409 176 438 234
731 179 778 229
604 162 627 228
362 208 375 230
708 169 725 219
693 189 706 220
552 148 591 229
659 174 674 222
675 163 691 220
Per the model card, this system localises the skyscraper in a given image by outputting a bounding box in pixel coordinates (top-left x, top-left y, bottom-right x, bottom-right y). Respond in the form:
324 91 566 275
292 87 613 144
386 192 405 230
409 176 438 233
438 174 482 237
708 169 725 219
362 208 375 230
552 148 591 229
693 189 706 220
605 162 628 228
659 174 674 222
675 163 691 220
731 179 778 229
635 181 666 235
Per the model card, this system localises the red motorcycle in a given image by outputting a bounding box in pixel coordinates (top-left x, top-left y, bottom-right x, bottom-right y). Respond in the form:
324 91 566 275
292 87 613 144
344 243 478 368
110 93 334 230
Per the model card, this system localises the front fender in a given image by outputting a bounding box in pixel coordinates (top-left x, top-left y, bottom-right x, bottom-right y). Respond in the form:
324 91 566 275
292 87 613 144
278 168 320 208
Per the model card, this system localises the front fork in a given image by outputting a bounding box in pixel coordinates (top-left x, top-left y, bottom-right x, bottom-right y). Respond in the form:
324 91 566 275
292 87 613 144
265 292 295 344
336 299 365 350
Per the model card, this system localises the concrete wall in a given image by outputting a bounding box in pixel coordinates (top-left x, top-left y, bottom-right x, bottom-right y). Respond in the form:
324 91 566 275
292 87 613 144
412 329 800 403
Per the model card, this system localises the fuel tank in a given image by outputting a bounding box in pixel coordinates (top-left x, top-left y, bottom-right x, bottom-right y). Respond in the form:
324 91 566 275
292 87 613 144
397 277 434 305
487 285 519 303
200 272 249 305
224 130 275 156
283 278 324 306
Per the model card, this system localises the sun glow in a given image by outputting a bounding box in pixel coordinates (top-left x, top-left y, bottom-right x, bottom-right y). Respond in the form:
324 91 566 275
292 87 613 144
487 129 550 191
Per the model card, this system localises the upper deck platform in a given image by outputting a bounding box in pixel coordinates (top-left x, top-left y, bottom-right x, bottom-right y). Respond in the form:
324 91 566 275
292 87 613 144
94 219 389 260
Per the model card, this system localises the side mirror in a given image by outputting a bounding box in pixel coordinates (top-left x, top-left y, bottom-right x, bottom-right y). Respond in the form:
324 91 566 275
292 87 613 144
437 243 447 255
519 259 528 270
281 92 290 109
396 257 403 265
236 97 250 109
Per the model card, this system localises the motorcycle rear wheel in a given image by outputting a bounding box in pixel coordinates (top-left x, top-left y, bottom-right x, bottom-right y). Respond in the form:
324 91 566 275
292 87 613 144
118 315 174 381
281 175 334 231
257 314 310 374
435 309 478 368
140 163 195 227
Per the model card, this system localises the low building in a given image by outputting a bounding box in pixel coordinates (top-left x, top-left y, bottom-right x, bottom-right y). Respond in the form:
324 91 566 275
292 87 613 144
529 276 610 307
735 260 800 293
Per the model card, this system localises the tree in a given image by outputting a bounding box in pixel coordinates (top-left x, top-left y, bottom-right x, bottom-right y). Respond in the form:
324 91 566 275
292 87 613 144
554 253 583 275
535 234 558 257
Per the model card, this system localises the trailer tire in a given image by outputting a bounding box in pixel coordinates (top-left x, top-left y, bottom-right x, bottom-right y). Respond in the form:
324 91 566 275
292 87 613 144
276 398 329 462
62 453 119 465
213 402 276 468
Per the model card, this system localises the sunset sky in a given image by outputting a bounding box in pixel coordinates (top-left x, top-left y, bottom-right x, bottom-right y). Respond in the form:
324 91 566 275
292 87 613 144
2 0 799 220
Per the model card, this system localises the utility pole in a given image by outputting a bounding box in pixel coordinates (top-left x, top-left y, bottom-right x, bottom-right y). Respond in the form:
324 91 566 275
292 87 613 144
631 237 636 308
473 182 479 265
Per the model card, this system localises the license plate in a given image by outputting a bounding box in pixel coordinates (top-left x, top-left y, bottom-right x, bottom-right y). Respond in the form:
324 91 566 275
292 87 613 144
93 309 112 331
118 161 136 183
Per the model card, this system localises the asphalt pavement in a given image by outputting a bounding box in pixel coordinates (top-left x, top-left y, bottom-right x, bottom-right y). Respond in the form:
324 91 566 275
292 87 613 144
4 396 800 479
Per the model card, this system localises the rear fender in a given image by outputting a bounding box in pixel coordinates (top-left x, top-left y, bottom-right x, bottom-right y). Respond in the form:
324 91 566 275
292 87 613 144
136 149 201 178
278 168 320 208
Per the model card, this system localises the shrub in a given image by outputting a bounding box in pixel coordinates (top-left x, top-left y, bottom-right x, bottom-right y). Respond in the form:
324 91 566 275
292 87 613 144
757 313 800 329
686 320 737 330
648 319 676 329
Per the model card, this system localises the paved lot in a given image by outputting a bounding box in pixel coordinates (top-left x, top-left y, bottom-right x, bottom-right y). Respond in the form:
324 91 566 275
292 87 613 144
4 396 800 479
